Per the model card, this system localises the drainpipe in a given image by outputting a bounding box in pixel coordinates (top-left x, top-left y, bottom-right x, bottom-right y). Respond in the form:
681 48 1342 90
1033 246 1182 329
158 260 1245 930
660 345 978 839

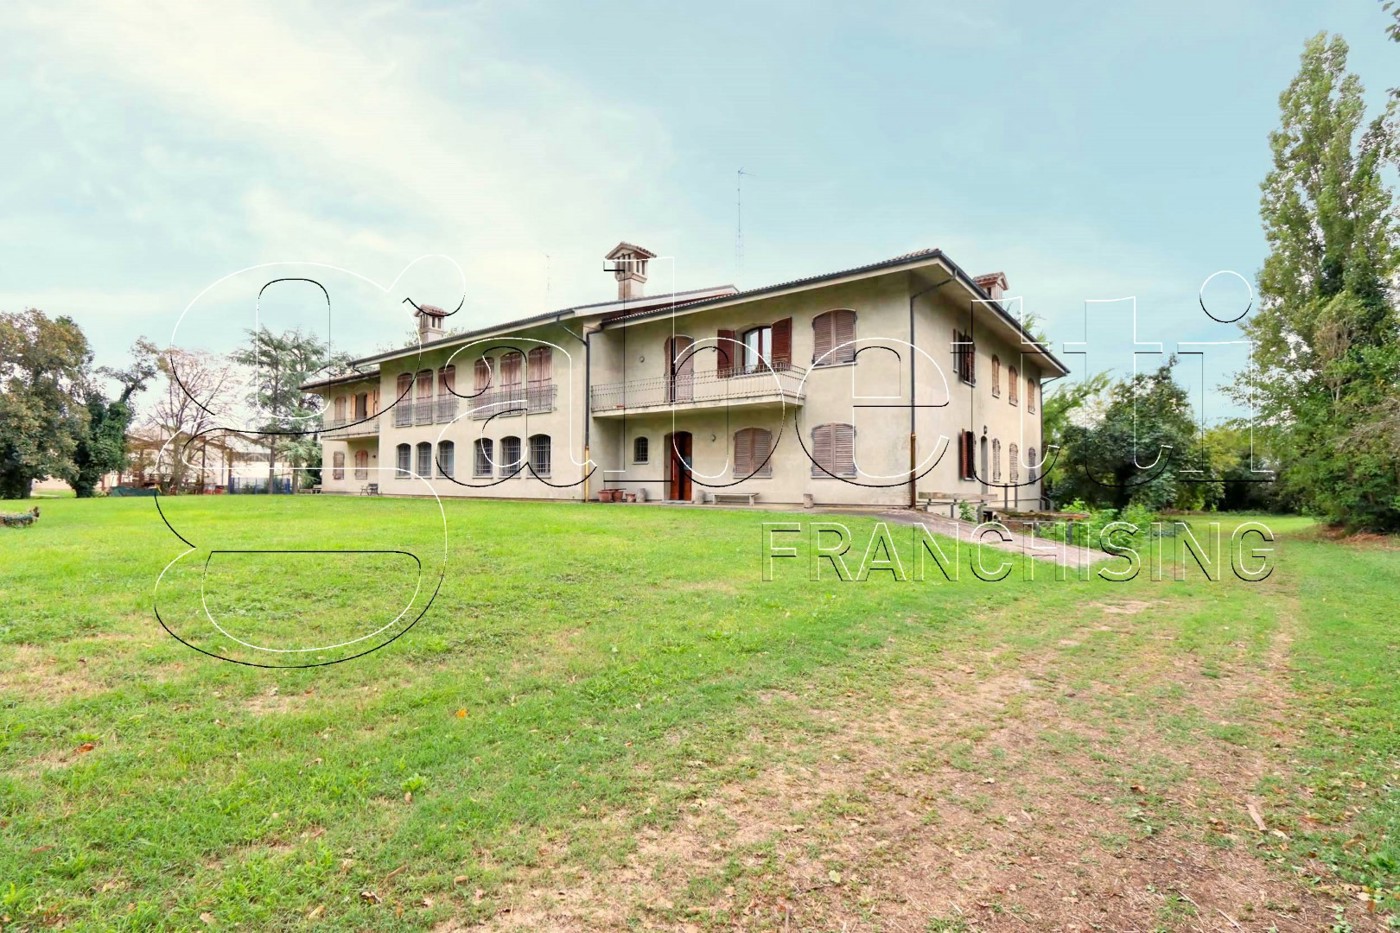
908 275 954 508
583 326 592 502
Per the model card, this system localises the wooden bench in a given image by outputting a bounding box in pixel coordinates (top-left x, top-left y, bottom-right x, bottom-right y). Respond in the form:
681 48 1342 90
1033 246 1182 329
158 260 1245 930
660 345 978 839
712 492 759 506
916 490 991 518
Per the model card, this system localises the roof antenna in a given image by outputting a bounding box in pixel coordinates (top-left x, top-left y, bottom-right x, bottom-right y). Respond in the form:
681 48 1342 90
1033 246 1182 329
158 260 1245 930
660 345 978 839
736 168 752 286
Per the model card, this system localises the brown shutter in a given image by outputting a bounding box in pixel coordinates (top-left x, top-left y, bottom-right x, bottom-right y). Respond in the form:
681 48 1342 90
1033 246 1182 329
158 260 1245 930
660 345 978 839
734 429 752 475
528 347 552 384
811 424 831 475
813 313 833 363
833 424 855 476
396 372 412 399
834 310 856 363
501 351 522 388
416 370 432 400
474 358 491 391
717 329 736 377
438 365 455 395
958 431 972 479
771 318 792 370
753 428 772 476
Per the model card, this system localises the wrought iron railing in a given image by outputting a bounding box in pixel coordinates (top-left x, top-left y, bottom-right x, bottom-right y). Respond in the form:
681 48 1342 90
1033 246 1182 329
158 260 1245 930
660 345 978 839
589 365 806 412
322 416 379 438
467 383 558 420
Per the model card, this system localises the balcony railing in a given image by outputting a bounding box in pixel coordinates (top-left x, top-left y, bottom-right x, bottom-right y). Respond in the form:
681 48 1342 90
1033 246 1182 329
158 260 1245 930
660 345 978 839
589 365 806 414
467 383 558 420
322 415 379 438
389 397 462 428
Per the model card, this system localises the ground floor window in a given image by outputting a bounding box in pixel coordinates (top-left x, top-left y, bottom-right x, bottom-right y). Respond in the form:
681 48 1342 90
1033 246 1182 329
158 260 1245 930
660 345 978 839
501 436 522 476
416 442 432 478
474 439 493 478
332 451 345 480
733 427 773 478
634 436 649 463
437 441 455 479
354 449 369 480
810 423 855 477
529 434 551 476
396 443 411 478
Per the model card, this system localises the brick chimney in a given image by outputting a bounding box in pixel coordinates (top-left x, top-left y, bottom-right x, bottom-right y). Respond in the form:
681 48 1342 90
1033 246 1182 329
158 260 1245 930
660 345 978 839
974 272 1008 301
605 242 656 301
415 303 447 341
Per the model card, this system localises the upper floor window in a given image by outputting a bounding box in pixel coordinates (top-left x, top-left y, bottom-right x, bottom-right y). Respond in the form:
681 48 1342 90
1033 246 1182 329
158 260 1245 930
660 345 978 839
437 441 455 479
529 434 551 477
396 372 413 399
633 436 649 463
415 370 433 400
991 356 1001 397
333 395 347 421
1027 376 1036 413
416 441 432 477
354 392 369 419
474 357 492 391
810 423 856 478
438 365 456 396
953 330 975 385
733 427 773 478
743 326 772 371
473 439 494 478
332 451 345 480
812 310 857 365
527 346 552 385
395 443 411 478
500 350 524 389
1008 366 1019 406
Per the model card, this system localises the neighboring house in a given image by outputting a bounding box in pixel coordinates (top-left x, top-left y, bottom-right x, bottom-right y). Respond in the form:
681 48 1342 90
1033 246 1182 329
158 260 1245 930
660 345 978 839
116 427 297 492
303 243 1069 509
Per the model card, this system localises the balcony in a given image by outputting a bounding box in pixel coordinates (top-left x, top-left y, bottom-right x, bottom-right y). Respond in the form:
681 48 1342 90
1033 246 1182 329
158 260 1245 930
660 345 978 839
589 365 806 417
390 397 462 428
468 383 558 420
322 415 379 438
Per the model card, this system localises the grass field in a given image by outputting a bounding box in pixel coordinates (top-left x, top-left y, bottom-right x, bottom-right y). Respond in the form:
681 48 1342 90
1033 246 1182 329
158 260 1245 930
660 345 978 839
0 497 1396 930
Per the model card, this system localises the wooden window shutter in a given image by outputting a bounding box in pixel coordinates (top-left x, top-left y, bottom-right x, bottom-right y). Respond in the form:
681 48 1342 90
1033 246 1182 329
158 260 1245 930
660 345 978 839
396 372 413 399
1009 367 1019 405
833 424 855 476
811 424 832 476
771 318 792 370
717 329 736 377
438 365 455 395
959 431 973 479
812 313 833 362
733 429 752 476
834 310 856 363
415 370 432 400
474 358 491 391
527 347 552 384
501 352 522 388
991 356 1001 397
752 428 772 477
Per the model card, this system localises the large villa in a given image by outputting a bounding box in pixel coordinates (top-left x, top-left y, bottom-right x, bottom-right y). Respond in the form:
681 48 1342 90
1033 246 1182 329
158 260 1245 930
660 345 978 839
303 243 1069 509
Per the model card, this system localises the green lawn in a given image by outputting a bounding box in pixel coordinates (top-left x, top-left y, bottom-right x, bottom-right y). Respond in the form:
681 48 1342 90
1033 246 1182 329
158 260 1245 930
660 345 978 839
0 497 1395 930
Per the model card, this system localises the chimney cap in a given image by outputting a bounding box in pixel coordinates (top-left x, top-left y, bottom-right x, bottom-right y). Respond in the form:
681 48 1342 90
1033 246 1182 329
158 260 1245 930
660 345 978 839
415 303 449 318
973 272 1008 294
605 241 656 261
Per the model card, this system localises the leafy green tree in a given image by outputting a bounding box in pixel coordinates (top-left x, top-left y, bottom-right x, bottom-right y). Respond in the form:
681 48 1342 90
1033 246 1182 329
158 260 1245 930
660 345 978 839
0 310 93 500
1241 33 1399 530
230 328 349 492
1057 359 1199 511
70 339 159 497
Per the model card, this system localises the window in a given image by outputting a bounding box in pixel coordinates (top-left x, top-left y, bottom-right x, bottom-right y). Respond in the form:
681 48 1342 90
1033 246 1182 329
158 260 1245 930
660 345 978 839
1027 376 1036 413
733 427 773 478
991 356 1001 397
332 451 345 480
438 365 456 395
333 395 347 421
742 326 772 372
528 434 551 477
415 370 433 401
474 357 492 391
633 436 649 463
396 372 413 399
473 439 494 478
354 393 369 419
1008 366 1019 406
958 431 976 480
527 346 552 385
354 449 369 480
500 350 523 388
500 436 522 475
810 423 856 478
437 441 455 479
1027 447 1038 484
954 330 975 385
992 438 1002 482
396 443 411 478
1009 443 1020 484
812 310 857 365
416 442 432 477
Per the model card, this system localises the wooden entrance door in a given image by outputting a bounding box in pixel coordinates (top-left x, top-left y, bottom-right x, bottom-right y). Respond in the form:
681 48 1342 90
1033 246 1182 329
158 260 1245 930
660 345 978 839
665 431 693 501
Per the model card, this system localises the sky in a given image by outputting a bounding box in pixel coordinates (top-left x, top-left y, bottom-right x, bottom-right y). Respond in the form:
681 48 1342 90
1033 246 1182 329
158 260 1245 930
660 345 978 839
2 0 1396 423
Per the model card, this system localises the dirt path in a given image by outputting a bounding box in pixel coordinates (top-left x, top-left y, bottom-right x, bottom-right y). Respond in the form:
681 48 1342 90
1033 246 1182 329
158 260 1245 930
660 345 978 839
445 594 1380 931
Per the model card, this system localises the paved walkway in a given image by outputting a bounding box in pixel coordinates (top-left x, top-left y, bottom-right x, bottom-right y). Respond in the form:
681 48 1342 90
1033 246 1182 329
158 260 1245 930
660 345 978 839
866 509 1117 569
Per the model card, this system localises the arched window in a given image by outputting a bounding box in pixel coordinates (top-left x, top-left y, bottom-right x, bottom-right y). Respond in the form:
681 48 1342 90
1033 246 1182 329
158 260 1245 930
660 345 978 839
438 365 456 395
415 370 433 401
333 395 347 421
437 441 455 479
1027 447 1038 484
500 350 523 389
1027 376 1036 413
1008 366 1019 406
473 439 494 478
527 346 552 384
354 449 369 480
474 357 492 392
395 443 411 478
1009 443 1020 484
396 372 413 399
733 427 773 478
633 436 649 463
992 438 1002 482
528 434 551 477
500 436 522 475
332 450 345 480
991 356 1001 397
810 423 856 477
812 310 857 365
416 442 432 477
